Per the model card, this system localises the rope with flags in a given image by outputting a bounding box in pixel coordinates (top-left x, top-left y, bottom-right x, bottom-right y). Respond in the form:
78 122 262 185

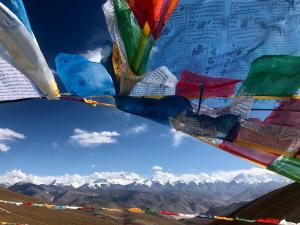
0 199 299 225
0 222 28 225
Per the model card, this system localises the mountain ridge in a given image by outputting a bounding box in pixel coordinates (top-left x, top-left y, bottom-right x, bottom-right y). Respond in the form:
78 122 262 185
0 168 291 189
8 180 287 215
1 168 292 215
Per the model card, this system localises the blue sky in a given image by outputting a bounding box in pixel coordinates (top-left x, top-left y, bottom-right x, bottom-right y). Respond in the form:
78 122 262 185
0 0 257 177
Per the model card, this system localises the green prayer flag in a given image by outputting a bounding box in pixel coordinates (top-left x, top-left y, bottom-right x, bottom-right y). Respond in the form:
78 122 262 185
268 156 300 182
132 33 155 75
239 55 300 97
114 0 154 75
144 208 160 216
236 217 256 223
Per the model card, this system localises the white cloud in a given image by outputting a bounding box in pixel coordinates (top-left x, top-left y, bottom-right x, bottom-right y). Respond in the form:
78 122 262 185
127 124 148 135
91 165 96 168
0 128 25 141
0 167 291 188
170 129 189 147
0 143 10 152
152 166 163 171
82 45 112 63
0 128 25 152
70 129 120 148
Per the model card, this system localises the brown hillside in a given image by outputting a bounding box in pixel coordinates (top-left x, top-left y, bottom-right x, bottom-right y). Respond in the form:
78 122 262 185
0 188 184 225
181 183 300 225
212 183 300 225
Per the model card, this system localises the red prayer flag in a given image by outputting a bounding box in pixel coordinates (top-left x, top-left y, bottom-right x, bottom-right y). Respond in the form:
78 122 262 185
160 211 178 216
176 71 240 99
264 100 300 129
78 207 95 211
256 218 281 224
220 141 279 166
235 120 300 157
22 202 33 206
127 0 179 39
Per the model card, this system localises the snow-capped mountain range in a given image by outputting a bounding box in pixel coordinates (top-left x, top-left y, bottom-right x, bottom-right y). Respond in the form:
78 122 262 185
0 167 291 189
4 168 293 214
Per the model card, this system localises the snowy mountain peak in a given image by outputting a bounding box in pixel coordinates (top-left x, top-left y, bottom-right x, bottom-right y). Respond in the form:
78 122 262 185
0 168 291 188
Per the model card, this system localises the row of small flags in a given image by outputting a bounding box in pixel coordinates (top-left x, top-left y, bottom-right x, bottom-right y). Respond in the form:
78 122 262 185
0 223 28 225
0 199 299 224
0 219 24 224
0 207 11 214
0 205 28 225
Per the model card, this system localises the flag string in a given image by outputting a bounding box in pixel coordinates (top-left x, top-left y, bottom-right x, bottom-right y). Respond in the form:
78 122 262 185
0 199 298 225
